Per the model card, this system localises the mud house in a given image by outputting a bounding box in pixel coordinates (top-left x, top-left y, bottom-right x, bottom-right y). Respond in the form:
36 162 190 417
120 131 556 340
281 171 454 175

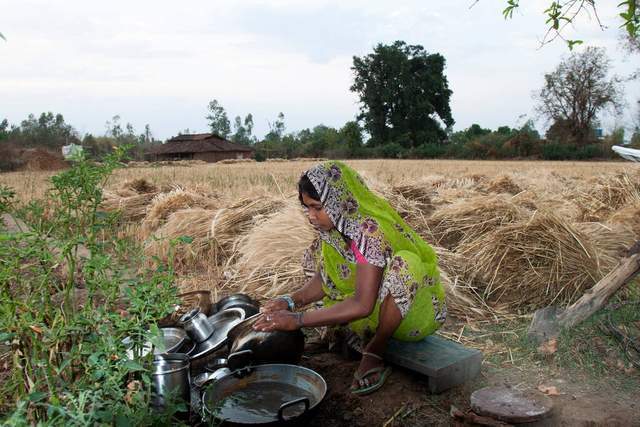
146 133 254 162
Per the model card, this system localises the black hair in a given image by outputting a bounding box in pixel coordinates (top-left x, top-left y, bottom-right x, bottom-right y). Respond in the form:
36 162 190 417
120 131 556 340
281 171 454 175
298 173 320 205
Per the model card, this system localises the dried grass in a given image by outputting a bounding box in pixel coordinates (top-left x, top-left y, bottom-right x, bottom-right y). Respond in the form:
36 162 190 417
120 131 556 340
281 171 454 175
578 172 640 221
459 211 605 310
223 202 316 299
484 175 522 194
119 178 157 195
140 189 217 238
428 195 527 249
100 192 159 222
575 222 637 269
608 203 640 238
217 159 256 164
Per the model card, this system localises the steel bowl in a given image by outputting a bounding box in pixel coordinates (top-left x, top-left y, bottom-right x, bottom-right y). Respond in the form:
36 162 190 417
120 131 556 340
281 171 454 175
159 327 188 354
180 308 214 344
215 294 258 314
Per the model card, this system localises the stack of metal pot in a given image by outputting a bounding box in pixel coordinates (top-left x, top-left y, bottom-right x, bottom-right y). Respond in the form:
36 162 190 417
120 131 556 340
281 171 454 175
151 353 191 410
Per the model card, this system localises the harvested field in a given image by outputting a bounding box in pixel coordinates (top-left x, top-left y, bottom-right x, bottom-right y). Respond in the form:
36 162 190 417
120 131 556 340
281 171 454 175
2 159 639 318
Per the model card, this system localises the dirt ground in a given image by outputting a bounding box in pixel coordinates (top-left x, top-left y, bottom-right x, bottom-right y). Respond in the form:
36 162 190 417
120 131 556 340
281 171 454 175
299 333 640 427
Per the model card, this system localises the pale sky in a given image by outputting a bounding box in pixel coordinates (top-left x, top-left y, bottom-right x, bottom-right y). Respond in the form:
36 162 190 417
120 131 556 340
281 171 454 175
1 0 638 140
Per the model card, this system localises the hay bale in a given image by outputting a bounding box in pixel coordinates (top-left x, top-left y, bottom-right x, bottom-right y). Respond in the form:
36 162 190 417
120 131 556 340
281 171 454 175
144 208 217 270
484 175 522 195
459 212 606 311
223 202 316 299
140 189 217 238
428 195 527 249
608 203 640 238
99 192 159 222
119 178 157 195
577 172 640 221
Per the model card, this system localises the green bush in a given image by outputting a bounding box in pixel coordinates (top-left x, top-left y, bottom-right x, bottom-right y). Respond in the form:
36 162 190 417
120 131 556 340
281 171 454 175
0 149 184 425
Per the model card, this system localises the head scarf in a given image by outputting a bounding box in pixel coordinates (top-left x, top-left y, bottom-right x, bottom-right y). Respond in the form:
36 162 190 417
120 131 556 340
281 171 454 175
304 161 437 268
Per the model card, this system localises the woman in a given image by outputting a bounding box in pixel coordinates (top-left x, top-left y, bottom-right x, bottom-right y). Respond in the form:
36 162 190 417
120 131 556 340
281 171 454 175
254 161 446 395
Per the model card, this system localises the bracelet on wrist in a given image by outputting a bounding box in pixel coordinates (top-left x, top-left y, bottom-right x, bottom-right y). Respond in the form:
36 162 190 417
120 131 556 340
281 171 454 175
295 312 304 328
280 295 295 311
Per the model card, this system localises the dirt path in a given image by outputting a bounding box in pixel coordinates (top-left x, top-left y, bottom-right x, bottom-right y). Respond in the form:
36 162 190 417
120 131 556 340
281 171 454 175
301 347 640 426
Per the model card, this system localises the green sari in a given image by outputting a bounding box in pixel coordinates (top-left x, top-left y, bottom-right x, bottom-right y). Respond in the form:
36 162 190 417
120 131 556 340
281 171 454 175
302 161 446 342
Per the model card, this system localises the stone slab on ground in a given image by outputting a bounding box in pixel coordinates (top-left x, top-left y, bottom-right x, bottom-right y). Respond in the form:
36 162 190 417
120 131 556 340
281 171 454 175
470 386 554 424
384 334 482 393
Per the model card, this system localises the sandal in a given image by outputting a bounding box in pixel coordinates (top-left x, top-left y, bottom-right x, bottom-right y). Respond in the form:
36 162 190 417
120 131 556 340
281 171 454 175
350 352 392 396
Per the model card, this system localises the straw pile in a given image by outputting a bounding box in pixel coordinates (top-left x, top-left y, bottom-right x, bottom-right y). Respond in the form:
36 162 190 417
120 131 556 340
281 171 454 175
140 189 217 238
578 172 640 221
144 208 217 270
608 203 640 238
118 178 158 196
484 175 522 194
428 195 527 249
100 192 159 222
144 196 286 271
223 202 316 299
458 212 605 310
217 159 256 164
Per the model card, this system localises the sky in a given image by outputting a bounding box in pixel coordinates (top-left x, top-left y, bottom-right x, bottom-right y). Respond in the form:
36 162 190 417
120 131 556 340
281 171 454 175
1 0 638 141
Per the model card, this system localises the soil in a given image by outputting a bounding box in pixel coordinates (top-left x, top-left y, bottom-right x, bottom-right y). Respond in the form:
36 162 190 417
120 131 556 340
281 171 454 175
299 336 640 427
20 148 69 171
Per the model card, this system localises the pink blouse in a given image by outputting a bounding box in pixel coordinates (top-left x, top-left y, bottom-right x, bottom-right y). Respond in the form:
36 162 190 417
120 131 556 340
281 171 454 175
350 240 368 265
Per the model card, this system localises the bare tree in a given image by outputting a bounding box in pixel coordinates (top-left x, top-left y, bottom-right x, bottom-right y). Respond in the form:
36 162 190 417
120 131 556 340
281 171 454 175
535 47 623 145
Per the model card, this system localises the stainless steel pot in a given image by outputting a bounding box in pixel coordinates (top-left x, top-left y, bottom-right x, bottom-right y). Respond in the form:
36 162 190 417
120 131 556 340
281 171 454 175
152 353 191 409
179 308 214 343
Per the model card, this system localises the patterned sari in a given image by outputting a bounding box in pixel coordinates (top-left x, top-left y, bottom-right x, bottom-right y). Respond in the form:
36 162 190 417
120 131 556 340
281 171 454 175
302 161 446 342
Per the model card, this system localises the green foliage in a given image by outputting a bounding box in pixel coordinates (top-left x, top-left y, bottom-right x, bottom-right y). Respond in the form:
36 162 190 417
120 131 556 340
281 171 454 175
205 99 231 138
500 0 639 48
231 114 256 146
351 41 454 148
8 112 79 149
0 150 182 425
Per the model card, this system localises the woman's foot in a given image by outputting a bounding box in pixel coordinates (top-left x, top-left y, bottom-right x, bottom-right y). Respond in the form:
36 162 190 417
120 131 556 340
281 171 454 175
350 351 391 395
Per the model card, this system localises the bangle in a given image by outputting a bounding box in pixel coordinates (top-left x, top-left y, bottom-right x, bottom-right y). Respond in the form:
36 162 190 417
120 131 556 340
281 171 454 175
295 312 304 328
280 295 295 311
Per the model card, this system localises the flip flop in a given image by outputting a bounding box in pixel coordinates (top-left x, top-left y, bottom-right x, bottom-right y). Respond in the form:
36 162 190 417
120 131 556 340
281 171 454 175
351 365 392 396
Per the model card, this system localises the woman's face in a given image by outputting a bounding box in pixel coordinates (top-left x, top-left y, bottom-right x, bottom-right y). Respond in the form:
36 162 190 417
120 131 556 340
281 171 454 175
301 192 334 232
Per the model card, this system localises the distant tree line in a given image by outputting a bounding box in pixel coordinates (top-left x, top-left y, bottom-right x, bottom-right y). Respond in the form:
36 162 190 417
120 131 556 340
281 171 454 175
2 40 638 171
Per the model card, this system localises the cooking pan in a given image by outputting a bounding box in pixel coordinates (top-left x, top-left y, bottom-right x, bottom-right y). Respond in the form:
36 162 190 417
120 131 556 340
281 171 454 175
226 314 304 371
201 364 327 425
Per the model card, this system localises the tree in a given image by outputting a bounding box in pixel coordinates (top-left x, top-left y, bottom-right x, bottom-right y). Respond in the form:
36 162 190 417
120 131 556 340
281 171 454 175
206 99 231 138
16 112 79 148
494 0 640 49
231 113 255 145
535 46 622 145
351 41 454 148
339 121 363 157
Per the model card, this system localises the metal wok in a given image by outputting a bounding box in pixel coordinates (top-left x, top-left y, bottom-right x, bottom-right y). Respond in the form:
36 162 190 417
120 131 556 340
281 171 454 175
201 364 326 425
226 314 304 371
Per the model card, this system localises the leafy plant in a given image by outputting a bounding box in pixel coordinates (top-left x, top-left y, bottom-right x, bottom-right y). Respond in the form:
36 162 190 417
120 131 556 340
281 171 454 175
0 149 183 425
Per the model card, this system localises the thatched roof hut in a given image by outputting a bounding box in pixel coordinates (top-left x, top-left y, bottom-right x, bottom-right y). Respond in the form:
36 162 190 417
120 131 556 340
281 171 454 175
147 133 253 163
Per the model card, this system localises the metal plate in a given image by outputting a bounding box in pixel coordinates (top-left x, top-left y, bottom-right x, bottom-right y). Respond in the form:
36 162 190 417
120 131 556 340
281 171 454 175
190 308 246 360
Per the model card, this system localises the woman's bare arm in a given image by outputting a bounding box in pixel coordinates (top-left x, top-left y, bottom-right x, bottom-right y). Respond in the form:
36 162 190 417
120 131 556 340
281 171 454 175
300 263 383 327
291 271 325 307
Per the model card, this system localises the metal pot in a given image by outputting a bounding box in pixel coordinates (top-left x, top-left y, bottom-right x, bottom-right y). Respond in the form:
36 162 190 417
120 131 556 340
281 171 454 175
201 364 326 425
152 353 191 409
180 308 214 343
226 314 304 371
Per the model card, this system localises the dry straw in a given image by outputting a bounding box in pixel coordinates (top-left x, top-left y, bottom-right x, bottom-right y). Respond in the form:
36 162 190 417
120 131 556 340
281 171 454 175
100 192 159 222
578 172 640 221
428 195 527 249
140 188 217 238
484 175 522 195
459 211 606 310
223 201 316 299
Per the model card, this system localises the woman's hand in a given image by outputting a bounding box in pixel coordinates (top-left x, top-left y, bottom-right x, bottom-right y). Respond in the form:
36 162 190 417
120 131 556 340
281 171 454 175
260 298 289 313
253 311 302 331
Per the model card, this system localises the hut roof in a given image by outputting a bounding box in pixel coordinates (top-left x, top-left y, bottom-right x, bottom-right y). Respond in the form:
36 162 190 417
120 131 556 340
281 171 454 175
148 133 253 154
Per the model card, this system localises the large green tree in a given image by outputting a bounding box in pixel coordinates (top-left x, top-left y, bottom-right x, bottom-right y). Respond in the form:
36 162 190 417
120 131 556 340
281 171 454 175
351 41 454 148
